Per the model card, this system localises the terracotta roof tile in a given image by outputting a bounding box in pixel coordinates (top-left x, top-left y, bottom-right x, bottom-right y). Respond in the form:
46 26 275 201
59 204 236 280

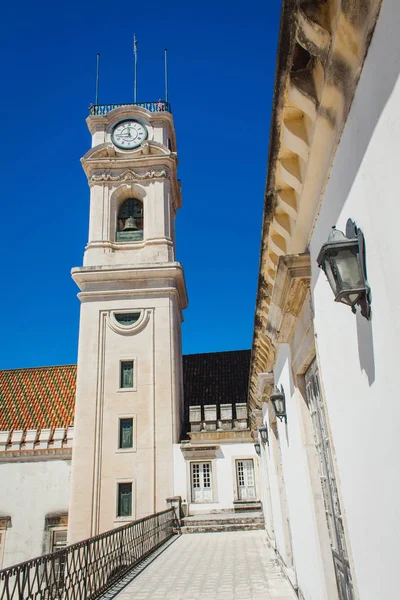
0 365 76 431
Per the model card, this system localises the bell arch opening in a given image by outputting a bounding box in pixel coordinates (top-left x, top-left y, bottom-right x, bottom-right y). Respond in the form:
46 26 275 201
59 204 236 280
116 198 144 242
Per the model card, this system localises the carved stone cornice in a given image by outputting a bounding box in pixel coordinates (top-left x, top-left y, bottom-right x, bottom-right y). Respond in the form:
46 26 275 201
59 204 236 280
89 169 168 187
266 253 311 346
249 0 382 414
81 141 176 163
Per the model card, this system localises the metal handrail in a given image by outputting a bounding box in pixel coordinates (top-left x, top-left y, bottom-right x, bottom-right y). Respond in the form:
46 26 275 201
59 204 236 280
0 508 177 600
89 101 172 116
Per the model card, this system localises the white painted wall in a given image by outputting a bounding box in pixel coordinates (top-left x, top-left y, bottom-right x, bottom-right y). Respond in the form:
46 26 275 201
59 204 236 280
173 443 258 514
0 459 71 568
309 2 400 598
268 345 337 600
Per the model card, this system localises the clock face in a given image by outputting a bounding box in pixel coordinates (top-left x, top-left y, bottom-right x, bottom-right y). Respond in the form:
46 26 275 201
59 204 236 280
112 120 148 149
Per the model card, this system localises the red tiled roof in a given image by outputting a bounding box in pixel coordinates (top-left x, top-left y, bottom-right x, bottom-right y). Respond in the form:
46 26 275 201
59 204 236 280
0 365 76 431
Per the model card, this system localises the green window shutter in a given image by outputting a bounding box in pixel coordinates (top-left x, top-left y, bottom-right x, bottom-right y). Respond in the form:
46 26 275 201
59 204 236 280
118 483 132 517
120 361 134 388
119 418 133 449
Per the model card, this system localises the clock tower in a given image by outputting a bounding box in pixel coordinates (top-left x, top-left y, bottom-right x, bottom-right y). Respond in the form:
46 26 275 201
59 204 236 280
68 102 187 543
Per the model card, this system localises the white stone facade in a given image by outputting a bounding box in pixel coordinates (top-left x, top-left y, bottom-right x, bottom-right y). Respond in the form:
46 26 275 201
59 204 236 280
252 1 400 599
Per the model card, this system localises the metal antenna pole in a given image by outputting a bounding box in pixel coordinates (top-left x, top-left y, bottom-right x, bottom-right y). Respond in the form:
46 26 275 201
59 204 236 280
95 53 100 105
134 34 138 103
164 48 169 103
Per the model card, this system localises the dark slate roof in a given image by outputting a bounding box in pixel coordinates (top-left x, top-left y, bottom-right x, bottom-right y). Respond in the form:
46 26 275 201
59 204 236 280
182 350 251 407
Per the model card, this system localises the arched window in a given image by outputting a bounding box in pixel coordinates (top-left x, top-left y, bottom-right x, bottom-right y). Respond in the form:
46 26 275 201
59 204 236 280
116 198 143 242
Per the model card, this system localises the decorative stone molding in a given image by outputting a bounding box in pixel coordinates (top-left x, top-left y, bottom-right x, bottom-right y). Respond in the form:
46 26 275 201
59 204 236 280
188 430 253 444
108 309 151 336
89 168 168 186
249 0 383 427
188 403 249 434
45 513 68 528
25 429 39 449
266 253 311 346
180 444 220 460
0 431 10 451
0 517 11 529
0 427 74 459
10 430 24 451
256 372 274 401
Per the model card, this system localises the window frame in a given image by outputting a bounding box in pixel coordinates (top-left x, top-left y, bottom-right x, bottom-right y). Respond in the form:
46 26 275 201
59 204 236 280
49 527 68 552
118 358 137 392
0 530 6 569
116 414 136 453
116 481 134 521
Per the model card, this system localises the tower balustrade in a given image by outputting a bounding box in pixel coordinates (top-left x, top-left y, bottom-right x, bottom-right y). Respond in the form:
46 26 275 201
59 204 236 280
89 101 172 115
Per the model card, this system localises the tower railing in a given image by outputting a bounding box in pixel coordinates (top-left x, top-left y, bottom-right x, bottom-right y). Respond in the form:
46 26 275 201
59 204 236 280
0 507 177 600
89 101 172 115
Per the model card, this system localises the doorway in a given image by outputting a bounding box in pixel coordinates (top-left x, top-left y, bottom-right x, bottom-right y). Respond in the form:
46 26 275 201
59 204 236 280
191 462 213 503
236 459 256 501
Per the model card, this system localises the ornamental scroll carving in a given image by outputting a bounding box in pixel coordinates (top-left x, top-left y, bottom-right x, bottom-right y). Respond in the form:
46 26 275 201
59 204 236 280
90 169 168 185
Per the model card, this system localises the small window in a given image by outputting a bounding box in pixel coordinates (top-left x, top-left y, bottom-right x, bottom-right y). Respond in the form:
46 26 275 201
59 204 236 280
115 313 140 326
117 483 132 517
119 418 133 449
51 529 68 552
120 360 134 389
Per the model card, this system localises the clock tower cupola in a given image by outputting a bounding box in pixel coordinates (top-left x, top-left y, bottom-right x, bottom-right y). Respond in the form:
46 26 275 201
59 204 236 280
68 101 187 543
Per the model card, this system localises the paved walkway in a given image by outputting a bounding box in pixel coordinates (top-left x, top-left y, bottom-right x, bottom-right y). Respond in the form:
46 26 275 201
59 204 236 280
107 531 296 600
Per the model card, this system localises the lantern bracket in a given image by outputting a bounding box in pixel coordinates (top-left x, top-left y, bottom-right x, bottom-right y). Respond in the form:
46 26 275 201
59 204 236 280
345 219 371 320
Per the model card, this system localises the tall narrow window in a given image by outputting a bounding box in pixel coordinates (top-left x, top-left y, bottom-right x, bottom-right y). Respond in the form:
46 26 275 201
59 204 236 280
0 531 6 569
120 360 134 389
117 483 132 517
49 530 67 589
119 418 133 449
116 198 143 242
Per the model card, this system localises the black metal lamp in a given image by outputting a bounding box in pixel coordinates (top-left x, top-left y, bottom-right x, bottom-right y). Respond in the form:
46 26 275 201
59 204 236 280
258 425 269 445
254 441 261 456
317 219 371 320
270 385 287 423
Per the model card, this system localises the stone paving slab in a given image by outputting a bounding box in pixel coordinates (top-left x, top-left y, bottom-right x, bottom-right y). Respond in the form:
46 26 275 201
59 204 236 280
108 531 296 600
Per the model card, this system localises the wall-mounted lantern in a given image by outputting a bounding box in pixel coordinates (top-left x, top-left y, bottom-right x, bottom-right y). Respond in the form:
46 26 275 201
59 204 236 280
270 385 287 423
317 219 371 320
258 425 269 445
254 441 261 456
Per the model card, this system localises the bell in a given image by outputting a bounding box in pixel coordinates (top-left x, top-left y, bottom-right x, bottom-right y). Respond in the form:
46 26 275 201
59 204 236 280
122 215 139 231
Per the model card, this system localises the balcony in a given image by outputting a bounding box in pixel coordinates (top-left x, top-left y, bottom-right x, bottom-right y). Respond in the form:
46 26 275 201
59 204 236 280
89 101 172 116
0 508 176 600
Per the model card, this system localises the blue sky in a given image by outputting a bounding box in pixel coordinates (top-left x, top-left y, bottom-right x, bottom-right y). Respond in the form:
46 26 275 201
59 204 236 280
0 0 281 369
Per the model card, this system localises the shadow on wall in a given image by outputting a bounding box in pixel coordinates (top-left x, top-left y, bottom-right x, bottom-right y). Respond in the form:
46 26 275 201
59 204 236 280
311 0 400 385
312 0 400 288
356 311 375 386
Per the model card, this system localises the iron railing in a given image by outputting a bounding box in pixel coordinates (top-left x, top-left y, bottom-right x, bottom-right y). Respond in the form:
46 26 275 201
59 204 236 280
0 508 176 600
89 101 172 116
